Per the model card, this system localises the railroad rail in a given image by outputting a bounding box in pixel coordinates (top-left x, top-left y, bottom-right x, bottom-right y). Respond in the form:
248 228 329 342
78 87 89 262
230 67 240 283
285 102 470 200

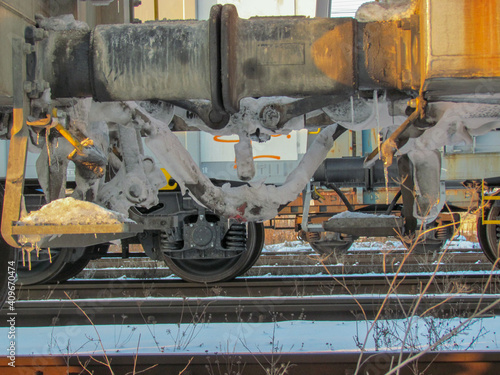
11 287 500 326
1 351 500 375
16 273 500 301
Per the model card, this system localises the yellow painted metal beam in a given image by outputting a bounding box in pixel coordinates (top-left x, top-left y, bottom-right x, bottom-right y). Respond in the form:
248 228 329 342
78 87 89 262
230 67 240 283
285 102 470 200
1 37 28 248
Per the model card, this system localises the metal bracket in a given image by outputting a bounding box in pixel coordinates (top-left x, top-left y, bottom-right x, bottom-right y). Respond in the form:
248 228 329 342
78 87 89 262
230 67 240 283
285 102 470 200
301 182 312 232
482 180 500 224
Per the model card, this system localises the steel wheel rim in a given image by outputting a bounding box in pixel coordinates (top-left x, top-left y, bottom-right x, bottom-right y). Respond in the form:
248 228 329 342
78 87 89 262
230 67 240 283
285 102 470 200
165 222 264 283
16 248 71 285
485 205 500 260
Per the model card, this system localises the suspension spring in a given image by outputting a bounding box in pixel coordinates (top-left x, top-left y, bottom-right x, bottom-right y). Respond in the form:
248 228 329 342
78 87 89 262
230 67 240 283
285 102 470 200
160 232 183 251
223 224 247 252
306 231 321 242
435 226 450 241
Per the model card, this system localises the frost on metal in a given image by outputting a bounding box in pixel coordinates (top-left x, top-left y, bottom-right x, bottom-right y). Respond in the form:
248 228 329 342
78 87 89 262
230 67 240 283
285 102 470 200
396 102 500 221
322 96 407 131
36 14 90 31
146 123 338 222
234 133 255 181
329 211 398 220
355 0 417 22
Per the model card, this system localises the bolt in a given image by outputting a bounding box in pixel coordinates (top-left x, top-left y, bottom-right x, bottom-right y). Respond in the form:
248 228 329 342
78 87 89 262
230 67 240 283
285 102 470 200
260 105 281 129
35 80 48 92
128 184 142 199
23 81 34 93
210 223 214 227
55 109 65 118
33 28 48 41
407 98 418 108
22 43 35 54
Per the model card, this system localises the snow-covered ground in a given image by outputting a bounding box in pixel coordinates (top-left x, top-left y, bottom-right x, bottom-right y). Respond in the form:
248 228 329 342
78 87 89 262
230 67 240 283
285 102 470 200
5 316 500 356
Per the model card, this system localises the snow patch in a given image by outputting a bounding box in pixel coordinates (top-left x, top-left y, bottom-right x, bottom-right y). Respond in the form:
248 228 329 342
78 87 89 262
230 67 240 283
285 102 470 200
356 0 417 22
330 211 398 220
36 14 90 31
19 197 129 226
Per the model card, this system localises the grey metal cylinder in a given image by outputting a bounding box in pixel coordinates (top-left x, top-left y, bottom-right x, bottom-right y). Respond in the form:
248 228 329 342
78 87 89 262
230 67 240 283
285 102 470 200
42 21 213 102
91 21 212 101
41 30 93 98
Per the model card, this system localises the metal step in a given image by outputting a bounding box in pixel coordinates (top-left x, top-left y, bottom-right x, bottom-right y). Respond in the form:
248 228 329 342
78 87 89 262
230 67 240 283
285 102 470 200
323 212 404 236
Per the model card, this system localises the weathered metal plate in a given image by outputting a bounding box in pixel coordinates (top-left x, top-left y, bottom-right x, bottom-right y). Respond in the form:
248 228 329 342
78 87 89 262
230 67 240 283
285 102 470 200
422 0 500 97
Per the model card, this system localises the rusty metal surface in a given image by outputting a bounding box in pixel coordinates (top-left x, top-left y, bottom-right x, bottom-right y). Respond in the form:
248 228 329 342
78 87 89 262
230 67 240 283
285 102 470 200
0 356 82 374
358 17 420 91
422 0 500 97
221 4 355 113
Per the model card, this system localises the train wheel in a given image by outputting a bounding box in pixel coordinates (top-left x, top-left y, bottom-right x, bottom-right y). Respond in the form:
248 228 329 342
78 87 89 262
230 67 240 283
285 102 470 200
477 200 500 264
48 244 109 283
412 239 444 253
164 222 265 283
16 248 74 286
310 240 353 256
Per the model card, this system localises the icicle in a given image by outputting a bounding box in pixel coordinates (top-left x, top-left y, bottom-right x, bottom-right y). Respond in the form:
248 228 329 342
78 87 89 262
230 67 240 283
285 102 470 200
374 90 389 204
45 128 52 165
384 163 390 205
374 90 381 160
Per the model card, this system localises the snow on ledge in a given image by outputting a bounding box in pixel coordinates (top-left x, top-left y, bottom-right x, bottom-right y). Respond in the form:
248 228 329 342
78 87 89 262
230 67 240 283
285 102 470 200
355 0 417 22
19 197 131 226
329 211 398 220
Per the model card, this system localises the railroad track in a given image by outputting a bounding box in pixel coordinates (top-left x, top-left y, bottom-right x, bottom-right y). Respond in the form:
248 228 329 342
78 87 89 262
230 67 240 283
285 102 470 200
17 273 500 300
77 248 493 279
13 273 500 326
2 351 500 375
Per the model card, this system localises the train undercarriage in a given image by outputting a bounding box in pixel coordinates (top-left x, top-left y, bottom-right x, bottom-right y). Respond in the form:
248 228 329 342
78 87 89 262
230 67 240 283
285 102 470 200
0 0 499 300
